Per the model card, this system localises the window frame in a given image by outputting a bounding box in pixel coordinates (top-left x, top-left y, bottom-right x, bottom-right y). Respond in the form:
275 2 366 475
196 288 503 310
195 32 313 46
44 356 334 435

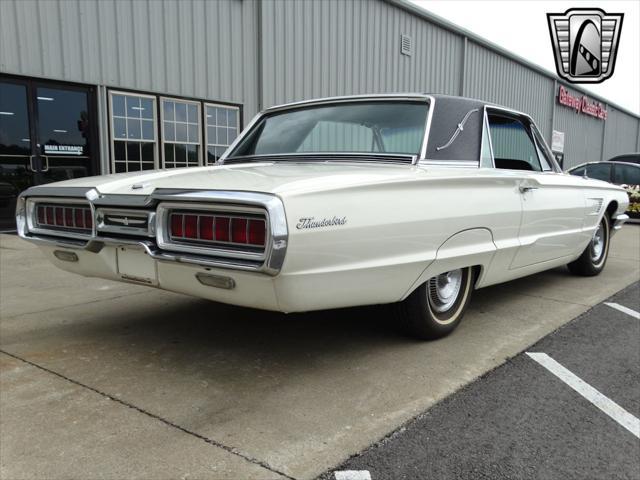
108 90 159 173
484 106 548 173
107 87 242 173
204 102 241 166
160 96 203 168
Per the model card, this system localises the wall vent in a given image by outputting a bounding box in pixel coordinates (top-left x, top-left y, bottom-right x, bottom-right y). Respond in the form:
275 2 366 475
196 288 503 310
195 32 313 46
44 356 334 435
401 34 412 56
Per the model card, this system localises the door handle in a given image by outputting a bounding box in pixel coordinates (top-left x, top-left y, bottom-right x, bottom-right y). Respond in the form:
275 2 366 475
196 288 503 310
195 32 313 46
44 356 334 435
519 185 538 193
27 155 36 172
41 155 50 172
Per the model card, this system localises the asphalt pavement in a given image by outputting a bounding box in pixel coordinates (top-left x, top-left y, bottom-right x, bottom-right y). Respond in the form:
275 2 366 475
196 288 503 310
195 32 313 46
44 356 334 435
327 282 640 480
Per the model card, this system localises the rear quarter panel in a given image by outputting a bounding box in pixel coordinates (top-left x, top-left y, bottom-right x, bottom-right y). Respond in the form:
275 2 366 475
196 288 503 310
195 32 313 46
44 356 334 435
273 168 522 312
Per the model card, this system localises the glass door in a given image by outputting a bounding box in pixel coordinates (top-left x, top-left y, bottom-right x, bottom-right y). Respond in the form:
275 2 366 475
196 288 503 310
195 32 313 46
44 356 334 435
0 80 35 230
35 85 94 184
0 76 98 230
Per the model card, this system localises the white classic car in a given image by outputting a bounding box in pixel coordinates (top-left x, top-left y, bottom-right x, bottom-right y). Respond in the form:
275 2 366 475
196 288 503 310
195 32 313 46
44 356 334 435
16 94 629 339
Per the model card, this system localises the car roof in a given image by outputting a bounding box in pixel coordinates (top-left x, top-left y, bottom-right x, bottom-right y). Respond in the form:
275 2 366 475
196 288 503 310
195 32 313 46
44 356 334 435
262 94 531 163
568 161 640 170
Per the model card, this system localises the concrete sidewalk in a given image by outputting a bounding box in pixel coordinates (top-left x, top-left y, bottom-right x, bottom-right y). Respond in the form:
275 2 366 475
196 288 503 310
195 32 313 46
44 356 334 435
1 227 639 479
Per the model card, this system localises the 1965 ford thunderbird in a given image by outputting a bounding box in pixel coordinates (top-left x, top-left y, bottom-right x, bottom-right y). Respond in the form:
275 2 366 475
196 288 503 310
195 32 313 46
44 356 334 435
16 94 629 339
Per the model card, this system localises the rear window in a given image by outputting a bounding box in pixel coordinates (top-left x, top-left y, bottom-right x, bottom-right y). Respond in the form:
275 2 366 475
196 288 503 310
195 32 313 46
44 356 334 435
228 101 429 158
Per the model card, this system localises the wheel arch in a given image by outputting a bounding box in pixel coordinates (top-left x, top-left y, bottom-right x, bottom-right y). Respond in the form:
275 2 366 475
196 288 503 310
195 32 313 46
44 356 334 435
400 227 497 300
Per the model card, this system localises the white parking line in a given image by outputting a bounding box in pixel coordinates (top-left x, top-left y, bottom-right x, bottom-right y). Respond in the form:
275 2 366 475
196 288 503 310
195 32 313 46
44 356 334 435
334 470 372 480
527 352 640 439
604 302 640 320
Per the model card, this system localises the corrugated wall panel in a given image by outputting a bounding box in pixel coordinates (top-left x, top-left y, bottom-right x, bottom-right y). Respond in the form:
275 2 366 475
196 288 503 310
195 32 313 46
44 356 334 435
0 0 259 123
260 0 463 108
553 86 605 168
603 108 640 159
464 42 555 139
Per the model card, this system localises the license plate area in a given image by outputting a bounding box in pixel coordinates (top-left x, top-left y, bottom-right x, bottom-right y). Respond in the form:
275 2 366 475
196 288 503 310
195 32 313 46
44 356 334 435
116 246 158 285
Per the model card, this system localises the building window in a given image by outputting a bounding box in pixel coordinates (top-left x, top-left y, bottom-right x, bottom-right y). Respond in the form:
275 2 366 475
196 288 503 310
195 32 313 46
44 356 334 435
205 104 239 165
161 98 201 168
110 92 157 173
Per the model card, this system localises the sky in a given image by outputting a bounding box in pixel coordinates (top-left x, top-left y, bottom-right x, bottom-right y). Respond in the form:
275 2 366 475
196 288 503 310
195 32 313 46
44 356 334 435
410 0 640 115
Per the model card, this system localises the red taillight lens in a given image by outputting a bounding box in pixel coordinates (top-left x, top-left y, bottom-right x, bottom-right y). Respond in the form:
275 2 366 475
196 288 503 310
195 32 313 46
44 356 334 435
184 215 198 239
46 207 54 225
231 218 247 244
84 209 93 229
55 207 64 226
35 204 91 230
171 213 184 237
64 208 74 227
199 216 214 241
215 217 230 242
248 219 266 246
75 209 85 228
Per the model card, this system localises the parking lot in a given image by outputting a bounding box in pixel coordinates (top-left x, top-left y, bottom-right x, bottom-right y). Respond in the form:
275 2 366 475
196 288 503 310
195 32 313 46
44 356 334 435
1 226 639 480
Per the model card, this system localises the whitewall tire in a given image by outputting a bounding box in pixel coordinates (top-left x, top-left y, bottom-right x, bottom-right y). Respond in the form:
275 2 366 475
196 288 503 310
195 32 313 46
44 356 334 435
397 267 474 340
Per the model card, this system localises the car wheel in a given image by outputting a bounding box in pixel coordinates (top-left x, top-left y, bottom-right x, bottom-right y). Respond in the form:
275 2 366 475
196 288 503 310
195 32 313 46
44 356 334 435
396 267 474 340
568 214 610 276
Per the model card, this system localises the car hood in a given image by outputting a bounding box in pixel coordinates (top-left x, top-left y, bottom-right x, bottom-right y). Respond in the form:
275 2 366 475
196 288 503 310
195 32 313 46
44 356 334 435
40 162 429 197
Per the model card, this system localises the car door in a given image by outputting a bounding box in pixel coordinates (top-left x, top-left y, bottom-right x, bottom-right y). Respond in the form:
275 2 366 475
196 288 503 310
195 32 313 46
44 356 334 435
612 163 640 186
486 109 586 269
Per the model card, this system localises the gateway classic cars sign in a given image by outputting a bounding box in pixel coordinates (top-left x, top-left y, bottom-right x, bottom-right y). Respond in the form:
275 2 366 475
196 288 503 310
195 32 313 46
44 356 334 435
557 85 608 120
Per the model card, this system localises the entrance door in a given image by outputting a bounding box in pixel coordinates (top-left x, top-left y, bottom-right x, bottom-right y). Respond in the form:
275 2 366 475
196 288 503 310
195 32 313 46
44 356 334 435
0 77 98 230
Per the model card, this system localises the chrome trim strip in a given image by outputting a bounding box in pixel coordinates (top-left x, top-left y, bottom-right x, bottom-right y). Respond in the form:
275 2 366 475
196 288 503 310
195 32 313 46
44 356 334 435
613 213 629 232
418 160 480 167
482 107 496 168
262 93 432 112
419 95 435 162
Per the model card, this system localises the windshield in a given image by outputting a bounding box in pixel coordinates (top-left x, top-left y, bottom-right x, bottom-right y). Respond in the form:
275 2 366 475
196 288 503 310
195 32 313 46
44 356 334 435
227 101 429 159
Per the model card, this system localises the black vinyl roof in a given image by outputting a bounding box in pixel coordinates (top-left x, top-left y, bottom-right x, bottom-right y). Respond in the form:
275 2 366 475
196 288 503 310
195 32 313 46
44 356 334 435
426 94 489 162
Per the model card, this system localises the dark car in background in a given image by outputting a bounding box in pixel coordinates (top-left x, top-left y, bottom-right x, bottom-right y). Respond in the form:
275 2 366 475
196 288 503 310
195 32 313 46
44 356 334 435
567 159 640 221
608 153 640 165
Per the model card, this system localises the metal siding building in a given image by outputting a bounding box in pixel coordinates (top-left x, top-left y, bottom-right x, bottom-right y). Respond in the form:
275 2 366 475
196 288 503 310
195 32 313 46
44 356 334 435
1 0 639 223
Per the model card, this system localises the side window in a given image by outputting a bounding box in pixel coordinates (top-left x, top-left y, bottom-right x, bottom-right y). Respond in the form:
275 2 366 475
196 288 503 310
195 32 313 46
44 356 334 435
613 164 640 185
585 163 612 182
570 166 586 176
487 113 542 171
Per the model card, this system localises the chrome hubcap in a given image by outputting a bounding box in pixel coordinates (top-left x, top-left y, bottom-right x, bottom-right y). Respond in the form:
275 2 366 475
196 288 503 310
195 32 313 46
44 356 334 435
590 223 605 262
428 269 463 313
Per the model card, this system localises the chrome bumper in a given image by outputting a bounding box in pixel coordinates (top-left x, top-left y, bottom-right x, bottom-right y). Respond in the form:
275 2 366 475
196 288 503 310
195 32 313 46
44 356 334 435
612 213 629 233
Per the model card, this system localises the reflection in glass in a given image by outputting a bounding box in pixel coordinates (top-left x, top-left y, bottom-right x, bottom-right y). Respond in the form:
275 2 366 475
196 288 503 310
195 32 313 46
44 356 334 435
112 95 126 117
140 98 153 119
127 118 141 139
142 120 154 140
163 100 174 121
114 118 126 138
175 103 187 122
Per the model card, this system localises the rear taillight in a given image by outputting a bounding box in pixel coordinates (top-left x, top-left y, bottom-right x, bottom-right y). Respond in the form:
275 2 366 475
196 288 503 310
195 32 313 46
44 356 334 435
169 212 266 247
35 203 93 232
